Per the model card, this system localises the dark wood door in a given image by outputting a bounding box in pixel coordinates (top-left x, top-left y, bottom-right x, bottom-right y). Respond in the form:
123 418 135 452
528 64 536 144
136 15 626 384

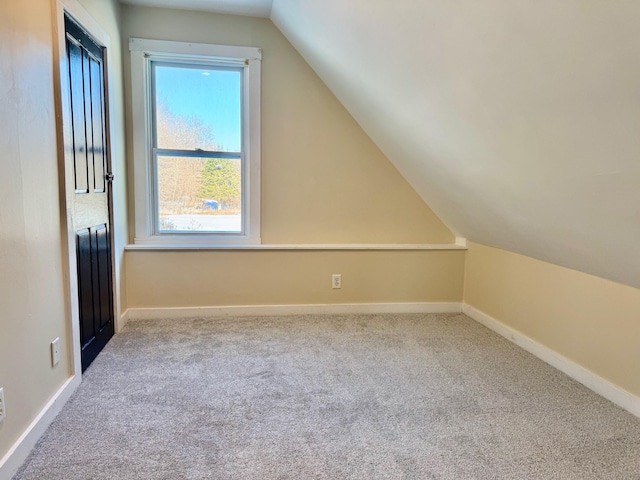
65 15 114 372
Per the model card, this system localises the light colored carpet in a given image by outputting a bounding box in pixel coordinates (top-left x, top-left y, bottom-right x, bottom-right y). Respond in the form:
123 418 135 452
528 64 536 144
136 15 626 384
14 313 640 479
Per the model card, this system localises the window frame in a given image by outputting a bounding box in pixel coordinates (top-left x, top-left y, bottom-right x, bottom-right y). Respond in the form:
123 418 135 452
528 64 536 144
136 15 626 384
129 38 262 245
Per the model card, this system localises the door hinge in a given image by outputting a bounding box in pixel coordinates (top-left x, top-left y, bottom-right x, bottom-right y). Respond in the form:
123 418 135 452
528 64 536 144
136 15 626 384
105 172 115 183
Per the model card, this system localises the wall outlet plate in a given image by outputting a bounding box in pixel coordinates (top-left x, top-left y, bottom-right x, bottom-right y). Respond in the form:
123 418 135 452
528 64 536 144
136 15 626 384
0 387 5 422
51 337 61 367
332 274 342 289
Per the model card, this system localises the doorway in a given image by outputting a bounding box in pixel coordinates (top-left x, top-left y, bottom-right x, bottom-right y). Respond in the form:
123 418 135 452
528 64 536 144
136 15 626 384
63 14 115 371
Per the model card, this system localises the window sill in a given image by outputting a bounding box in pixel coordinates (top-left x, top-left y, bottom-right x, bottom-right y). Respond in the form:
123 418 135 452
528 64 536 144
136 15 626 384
124 242 468 252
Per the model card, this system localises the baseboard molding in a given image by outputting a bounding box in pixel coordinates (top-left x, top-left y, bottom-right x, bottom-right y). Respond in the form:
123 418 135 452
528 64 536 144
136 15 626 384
5 303 636 478
117 309 130 333
0 374 81 479
127 302 462 320
462 303 640 419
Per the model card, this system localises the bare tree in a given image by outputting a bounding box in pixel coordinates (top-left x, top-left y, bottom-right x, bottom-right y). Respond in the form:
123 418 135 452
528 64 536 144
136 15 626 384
155 100 242 227
156 101 216 215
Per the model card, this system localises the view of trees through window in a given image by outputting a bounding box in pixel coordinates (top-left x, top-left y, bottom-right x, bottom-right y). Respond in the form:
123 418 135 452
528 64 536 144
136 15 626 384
155 100 242 233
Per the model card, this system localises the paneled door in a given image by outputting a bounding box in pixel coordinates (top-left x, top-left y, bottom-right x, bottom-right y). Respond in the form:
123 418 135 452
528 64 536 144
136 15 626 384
64 14 114 371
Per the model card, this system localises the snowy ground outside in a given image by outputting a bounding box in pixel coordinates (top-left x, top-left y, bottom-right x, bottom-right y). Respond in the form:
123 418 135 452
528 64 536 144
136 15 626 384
161 214 241 232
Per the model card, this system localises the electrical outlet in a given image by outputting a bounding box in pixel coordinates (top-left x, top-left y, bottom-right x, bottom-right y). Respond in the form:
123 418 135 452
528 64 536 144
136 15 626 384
332 274 342 289
51 337 61 367
0 387 5 423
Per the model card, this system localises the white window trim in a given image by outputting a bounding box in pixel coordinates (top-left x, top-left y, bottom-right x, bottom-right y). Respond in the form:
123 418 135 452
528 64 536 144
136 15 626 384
129 38 262 245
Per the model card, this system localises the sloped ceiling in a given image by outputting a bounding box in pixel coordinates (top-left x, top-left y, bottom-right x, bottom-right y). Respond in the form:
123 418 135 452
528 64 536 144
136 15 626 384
270 1 640 288
117 0 640 288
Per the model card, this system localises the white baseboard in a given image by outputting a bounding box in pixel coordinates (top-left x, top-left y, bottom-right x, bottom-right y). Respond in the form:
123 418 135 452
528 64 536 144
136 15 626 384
0 375 81 479
117 309 130 333
462 303 640 419
5 303 636 478
127 302 462 321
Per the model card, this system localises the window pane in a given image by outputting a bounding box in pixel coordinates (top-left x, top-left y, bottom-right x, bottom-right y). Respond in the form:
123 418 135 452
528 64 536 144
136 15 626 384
154 64 242 152
157 155 242 233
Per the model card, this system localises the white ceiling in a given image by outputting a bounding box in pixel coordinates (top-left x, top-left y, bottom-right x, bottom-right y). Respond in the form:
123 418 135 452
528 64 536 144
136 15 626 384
120 0 273 17
270 0 640 288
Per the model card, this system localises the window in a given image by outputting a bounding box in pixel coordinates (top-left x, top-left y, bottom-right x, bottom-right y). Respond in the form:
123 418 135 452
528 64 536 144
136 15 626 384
129 39 261 244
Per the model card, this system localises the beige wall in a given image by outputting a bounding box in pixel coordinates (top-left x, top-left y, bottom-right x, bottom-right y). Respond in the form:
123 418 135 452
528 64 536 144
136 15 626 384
464 242 640 398
121 6 455 310
0 0 127 464
3 0 639 472
0 0 70 459
272 0 640 289
126 250 465 307
121 6 453 245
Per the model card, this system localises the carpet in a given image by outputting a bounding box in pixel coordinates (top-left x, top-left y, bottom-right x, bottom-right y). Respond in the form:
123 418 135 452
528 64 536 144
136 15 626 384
13 313 640 479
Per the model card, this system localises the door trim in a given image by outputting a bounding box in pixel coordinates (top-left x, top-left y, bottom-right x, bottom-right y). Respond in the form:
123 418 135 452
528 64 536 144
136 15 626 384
0 3 122 476
52 0 120 379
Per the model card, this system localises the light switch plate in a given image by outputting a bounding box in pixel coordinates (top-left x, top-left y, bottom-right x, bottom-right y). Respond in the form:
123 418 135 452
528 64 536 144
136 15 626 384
0 387 5 422
51 337 61 366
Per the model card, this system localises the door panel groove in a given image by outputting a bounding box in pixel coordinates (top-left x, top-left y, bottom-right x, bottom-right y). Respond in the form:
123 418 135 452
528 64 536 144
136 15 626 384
65 14 114 372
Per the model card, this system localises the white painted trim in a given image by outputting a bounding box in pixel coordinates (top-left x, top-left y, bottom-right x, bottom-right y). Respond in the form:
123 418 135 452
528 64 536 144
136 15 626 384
53 0 121 383
53 0 126 381
129 38 262 246
129 38 262 61
0 375 81 479
455 237 467 247
127 302 462 320
117 309 130 333
462 303 640 419
124 243 468 251
52 0 82 387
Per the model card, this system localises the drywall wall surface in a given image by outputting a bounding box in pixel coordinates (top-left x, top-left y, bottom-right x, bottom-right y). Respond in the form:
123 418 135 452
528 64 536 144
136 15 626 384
464 242 640 398
121 0 274 18
271 0 640 288
121 5 453 245
0 0 72 460
77 0 129 316
126 250 465 307
0 0 127 464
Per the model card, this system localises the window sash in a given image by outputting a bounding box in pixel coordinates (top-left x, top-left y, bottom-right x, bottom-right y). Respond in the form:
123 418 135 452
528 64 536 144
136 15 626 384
150 61 244 154
129 38 261 245
152 150 244 235
154 148 243 159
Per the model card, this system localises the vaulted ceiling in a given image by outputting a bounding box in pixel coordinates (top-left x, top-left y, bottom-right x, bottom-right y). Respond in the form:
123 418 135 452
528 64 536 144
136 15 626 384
120 0 640 289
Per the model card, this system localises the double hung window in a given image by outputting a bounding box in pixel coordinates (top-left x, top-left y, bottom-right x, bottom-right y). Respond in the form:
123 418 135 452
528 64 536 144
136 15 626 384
129 39 261 245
